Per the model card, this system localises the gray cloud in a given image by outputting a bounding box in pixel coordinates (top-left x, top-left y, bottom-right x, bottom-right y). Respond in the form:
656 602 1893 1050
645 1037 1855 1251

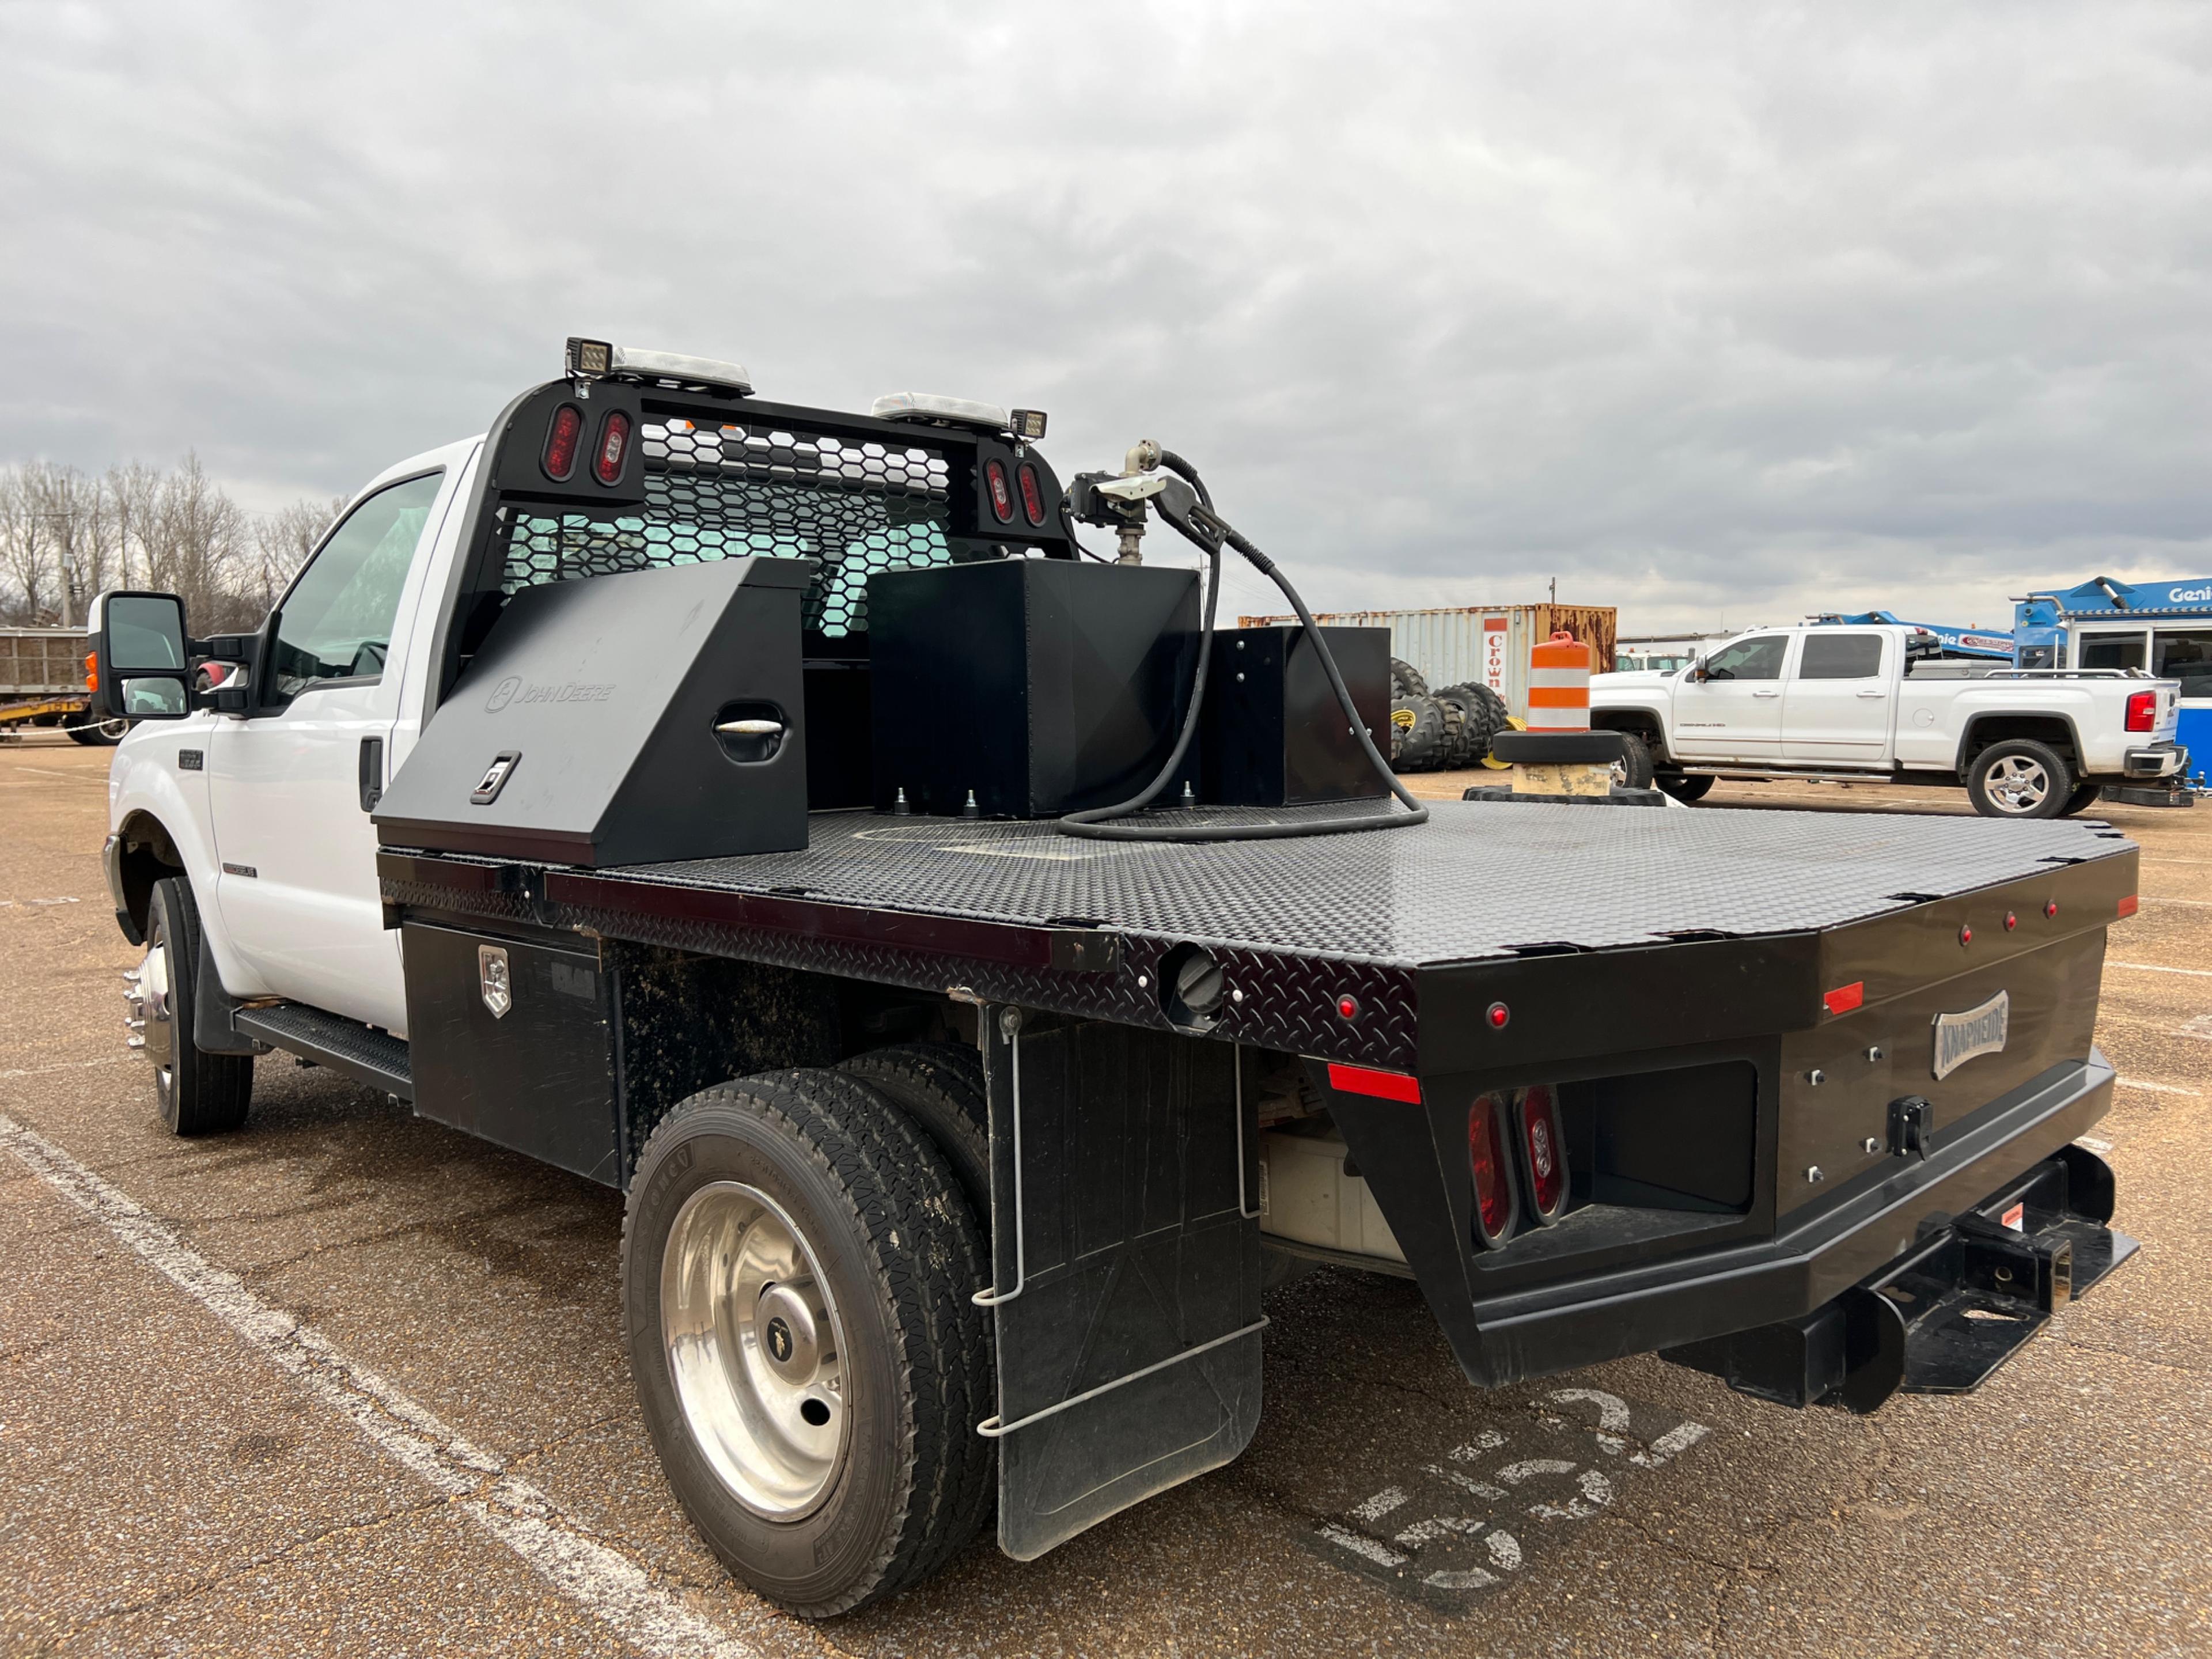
2 1 2207 633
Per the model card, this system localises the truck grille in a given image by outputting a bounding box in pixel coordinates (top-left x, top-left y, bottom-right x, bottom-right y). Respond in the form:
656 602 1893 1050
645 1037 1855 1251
498 417 955 639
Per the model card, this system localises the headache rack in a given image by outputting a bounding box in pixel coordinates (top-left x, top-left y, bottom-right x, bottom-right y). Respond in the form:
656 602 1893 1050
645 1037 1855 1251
429 378 1076 713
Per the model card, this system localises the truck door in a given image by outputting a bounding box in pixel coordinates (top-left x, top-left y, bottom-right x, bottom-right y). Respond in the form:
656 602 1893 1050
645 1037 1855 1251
1781 630 1893 763
1668 632 1791 761
208 469 450 1033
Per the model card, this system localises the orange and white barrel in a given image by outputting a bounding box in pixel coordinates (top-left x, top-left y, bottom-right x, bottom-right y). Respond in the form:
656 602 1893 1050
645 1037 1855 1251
1525 630 1590 732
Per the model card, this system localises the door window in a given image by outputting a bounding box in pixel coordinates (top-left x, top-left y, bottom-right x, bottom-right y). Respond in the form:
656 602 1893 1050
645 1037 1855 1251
1797 633 1884 680
1699 635 1788 681
266 472 444 710
2078 631 2147 671
2153 629 2212 698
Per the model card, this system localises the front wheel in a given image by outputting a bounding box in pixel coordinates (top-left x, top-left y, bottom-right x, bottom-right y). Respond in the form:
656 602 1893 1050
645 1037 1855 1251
1966 739 2074 819
137 877 252 1135
1612 732 1656 790
1656 772 1715 804
624 1069 994 1618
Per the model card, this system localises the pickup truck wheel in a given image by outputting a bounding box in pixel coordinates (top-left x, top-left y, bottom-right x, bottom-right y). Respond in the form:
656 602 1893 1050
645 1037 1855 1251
136 878 252 1135
624 1069 994 1617
1656 772 1714 804
1967 740 2073 819
1613 732 1656 789
2058 783 2105 817
836 1042 989 1222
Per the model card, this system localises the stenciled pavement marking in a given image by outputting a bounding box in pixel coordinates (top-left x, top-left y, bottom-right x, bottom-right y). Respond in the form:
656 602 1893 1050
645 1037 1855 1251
0 1111 771 1659
0 895 83 908
1308 1389 1711 1611
2109 961 2212 979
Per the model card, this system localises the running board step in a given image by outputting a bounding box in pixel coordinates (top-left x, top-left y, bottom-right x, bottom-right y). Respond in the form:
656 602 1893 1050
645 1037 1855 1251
1663 1146 2134 1413
233 1003 413 1101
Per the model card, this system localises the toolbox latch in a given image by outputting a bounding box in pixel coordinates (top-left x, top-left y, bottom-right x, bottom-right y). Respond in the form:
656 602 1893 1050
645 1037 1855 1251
1887 1094 1932 1161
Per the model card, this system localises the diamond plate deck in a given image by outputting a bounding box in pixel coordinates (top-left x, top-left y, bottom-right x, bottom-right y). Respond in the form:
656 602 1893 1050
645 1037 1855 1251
586 801 2132 966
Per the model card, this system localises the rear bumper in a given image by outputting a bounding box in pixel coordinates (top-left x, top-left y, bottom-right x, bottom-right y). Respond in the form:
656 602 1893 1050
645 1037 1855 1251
1444 1051 2115 1386
2120 743 2187 779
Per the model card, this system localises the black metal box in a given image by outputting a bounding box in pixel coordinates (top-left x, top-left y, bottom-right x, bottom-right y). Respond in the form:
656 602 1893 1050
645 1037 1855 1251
1201 624 1391 806
868 560 1201 818
376 558 812 866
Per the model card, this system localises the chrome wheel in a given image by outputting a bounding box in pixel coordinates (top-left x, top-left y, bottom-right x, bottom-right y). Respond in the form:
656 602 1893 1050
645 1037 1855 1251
662 1181 850 1520
1984 755 2051 814
130 933 175 1099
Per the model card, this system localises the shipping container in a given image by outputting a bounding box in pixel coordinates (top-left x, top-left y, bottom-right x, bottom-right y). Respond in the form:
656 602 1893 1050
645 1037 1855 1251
1237 604 1616 721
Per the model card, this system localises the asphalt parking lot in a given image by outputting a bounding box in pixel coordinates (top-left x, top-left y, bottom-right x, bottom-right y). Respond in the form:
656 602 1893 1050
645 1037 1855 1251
4 739 2208 1658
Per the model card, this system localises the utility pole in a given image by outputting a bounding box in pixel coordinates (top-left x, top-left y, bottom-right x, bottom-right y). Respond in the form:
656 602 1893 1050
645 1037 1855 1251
1549 577 1557 604
36 509 79 628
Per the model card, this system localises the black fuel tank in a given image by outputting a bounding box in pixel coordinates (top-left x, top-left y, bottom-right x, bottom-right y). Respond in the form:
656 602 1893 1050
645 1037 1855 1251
868 559 1201 818
374 558 812 866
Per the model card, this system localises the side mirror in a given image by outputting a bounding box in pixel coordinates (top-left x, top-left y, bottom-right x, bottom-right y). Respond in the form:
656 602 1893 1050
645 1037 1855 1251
89 589 192 721
1685 660 1710 683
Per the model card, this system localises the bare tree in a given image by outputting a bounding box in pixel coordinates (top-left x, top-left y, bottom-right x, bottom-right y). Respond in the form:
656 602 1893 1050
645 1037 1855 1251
0 464 56 624
0 456 342 633
244 495 345 620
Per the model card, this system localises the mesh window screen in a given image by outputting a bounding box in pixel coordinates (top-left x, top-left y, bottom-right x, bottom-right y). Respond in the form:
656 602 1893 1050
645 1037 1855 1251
497 415 956 638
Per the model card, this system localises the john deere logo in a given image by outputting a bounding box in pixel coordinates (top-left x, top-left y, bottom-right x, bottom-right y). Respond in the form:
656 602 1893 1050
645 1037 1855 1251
765 1317 793 1363
486 675 521 713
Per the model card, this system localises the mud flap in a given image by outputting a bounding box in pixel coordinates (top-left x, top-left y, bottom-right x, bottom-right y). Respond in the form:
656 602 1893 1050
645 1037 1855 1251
978 1009 1264 1561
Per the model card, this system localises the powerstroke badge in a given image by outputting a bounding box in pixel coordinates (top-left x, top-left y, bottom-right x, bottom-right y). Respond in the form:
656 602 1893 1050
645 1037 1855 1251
1932 989 2008 1080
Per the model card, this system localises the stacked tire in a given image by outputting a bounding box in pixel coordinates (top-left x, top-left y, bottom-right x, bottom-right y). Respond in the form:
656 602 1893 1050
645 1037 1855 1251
1388 672 1512 772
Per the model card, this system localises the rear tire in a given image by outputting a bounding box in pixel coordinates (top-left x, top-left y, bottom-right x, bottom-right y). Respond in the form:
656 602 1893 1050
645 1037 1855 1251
1656 772 1714 804
836 1041 989 1221
624 1069 994 1617
138 877 252 1135
2057 782 2105 817
1967 739 2073 819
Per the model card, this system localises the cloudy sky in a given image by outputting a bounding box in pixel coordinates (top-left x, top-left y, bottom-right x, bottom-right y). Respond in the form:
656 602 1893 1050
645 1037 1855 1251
3 2 2208 634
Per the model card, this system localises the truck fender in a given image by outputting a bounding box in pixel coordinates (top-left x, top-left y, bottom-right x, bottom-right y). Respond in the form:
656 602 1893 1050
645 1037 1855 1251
1953 710 2084 778
110 763 268 1003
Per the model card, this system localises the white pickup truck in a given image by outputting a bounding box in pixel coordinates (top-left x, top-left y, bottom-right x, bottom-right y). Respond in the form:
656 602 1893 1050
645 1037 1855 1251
1591 623 2190 817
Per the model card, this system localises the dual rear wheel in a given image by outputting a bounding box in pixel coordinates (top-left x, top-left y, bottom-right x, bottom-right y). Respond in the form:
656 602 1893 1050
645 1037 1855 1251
624 1049 995 1617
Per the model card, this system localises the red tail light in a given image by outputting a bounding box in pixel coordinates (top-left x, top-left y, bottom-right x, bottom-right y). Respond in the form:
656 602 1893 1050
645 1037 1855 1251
593 410 632 486
1468 1091 1517 1248
1017 462 1047 527
543 404 585 482
984 458 1015 523
1515 1085 1569 1222
2124 690 2156 733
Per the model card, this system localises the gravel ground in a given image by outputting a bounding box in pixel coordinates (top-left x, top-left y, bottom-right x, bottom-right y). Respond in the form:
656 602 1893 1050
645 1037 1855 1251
3 737 2207 1657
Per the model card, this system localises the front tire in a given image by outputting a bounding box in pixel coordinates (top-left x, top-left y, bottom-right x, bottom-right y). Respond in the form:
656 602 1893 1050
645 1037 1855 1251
1613 732 1656 790
69 718 127 746
138 877 252 1135
624 1069 994 1617
1656 771 1715 804
1967 739 2073 819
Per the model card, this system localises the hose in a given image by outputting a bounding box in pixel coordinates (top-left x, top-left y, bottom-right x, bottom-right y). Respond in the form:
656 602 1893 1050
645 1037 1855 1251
1056 453 1428 843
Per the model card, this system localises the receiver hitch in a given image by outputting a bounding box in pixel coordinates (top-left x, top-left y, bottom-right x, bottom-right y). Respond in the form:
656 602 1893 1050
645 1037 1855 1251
1665 1145 2137 1414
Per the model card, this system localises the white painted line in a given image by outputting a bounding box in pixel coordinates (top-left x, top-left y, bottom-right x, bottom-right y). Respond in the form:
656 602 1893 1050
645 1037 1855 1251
2139 896 2212 908
2118 1080 2201 1097
2076 1135 2115 1154
2108 961 2212 979
0 1112 767 1659
1349 1486 1409 1523
0 1056 130 1081
1317 1522 1407 1569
